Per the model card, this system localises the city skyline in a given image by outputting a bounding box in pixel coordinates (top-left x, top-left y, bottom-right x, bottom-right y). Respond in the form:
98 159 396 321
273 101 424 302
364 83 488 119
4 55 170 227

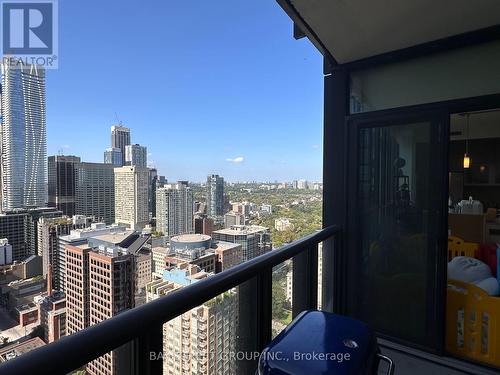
45 0 324 182
0 3 322 373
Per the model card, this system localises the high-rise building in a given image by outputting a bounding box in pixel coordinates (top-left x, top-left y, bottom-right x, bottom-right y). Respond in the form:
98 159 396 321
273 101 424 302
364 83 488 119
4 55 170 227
150 172 167 218
48 155 81 216
224 211 245 228
37 215 91 288
65 231 140 375
114 166 149 230
194 215 214 236
213 241 242 272
0 207 61 261
231 202 251 217
212 225 272 262
65 244 91 334
146 267 238 375
0 212 25 261
156 183 193 237
206 175 224 218
297 179 308 189
151 246 170 279
87 231 150 305
0 239 13 266
125 144 147 168
74 162 115 224
34 272 67 345
0 62 47 210
57 223 127 292
103 148 122 167
148 168 157 216
37 291 66 344
134 248 152 306
26 208 62 256
312 182 322 190
110 125 130 166
149 169 167 217
37 216 73 290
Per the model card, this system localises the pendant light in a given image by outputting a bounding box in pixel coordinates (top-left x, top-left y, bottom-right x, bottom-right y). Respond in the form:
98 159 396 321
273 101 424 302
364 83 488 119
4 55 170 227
463 113 471 169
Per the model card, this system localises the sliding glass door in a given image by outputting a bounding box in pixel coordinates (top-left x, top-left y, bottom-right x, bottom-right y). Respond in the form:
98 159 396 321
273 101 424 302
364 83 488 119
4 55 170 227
345 111 448 351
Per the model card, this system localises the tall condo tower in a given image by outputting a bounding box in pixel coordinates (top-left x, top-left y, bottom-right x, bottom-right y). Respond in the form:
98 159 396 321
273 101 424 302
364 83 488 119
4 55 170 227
206 174 224 218
0 62 47 210
156 183 194 237
114 166 149 230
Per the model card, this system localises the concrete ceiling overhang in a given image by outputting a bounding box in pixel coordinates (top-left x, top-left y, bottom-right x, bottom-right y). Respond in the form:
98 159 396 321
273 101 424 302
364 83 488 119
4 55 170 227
281 0 500 65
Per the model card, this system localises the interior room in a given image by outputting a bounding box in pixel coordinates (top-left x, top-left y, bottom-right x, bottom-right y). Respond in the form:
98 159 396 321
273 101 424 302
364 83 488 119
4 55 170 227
447 108 500 367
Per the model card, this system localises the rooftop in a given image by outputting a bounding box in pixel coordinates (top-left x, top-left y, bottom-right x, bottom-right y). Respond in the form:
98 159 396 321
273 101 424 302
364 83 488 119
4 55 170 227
213 225 269 235
0 207 58 216
213 241 242 251
170 233 211 243
59 223 127 241
91 230 135 245
0 338 46 363
162 265 210 286
34 291 65 305
15 302 37 313
151 247 170 255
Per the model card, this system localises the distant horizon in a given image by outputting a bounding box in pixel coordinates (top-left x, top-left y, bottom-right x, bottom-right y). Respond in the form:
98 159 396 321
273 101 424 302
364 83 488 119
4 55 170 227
47 152 324 185
46 0 324 182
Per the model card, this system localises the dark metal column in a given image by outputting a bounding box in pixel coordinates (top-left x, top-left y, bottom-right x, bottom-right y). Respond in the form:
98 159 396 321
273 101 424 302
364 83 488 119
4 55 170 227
135 324 163 375
237 269 273 374
322 64 348 313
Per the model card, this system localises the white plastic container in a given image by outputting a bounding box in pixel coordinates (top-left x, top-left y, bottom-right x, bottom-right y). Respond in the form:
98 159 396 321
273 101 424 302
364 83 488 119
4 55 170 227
457 196 483 215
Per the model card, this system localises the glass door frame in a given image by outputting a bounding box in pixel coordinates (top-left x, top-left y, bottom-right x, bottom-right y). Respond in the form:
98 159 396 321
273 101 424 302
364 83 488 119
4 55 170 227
337 94 500 355
344 108 449 353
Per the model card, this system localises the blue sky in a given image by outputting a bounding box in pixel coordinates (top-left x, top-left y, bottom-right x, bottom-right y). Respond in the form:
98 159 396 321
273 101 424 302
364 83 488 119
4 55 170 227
47 0 324 182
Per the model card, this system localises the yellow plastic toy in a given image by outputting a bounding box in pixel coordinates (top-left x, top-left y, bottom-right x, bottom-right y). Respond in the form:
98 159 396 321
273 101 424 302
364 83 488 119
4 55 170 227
446 237 500 367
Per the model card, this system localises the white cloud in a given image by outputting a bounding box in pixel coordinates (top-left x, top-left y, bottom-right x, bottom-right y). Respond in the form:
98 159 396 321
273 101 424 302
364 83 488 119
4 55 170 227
225 156 244 163
311 144 320 149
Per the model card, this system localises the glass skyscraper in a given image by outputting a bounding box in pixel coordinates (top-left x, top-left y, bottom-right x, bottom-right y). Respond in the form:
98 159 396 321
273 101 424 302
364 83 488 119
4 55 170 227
125 144 147 167
206 174 224 217
104 147 123 166
0 62 47 210
110 125 130 166
48 155 81 216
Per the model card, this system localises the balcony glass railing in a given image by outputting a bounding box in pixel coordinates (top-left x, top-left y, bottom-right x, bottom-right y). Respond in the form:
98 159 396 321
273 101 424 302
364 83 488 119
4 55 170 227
0 225 340 375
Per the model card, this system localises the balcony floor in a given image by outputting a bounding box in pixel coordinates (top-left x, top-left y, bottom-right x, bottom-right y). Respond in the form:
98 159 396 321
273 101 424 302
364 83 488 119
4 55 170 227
379 340 499 375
